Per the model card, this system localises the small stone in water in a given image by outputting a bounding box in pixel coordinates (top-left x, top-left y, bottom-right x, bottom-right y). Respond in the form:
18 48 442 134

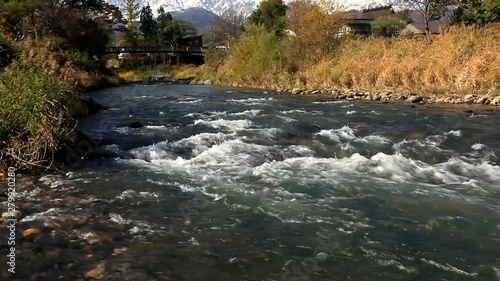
23 228 41 241
85 262 106 279
113 247 128 255
2 210 22 221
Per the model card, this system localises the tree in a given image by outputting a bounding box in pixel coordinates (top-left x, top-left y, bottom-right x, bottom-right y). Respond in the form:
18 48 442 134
371 15 407 36
452 0 500 26
175 19 197 37
0 0 116 56
210 9 248 46
156 8 182 45
0 0 42 39
286 0 348 61
249 0 287 34
139 4 156 42
121 0 140 29
401 0 454 34
120 0 140 46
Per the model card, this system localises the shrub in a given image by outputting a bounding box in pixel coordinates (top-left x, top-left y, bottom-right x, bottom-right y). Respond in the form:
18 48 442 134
371 15 407 36
0 58 78 171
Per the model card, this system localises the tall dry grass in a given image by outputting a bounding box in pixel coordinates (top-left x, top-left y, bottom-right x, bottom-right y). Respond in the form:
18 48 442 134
206 24 500 97
0 38 117 172
308 24 500 96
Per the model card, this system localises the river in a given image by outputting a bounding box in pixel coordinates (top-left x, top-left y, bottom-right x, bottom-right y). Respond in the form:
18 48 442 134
8 84 500 280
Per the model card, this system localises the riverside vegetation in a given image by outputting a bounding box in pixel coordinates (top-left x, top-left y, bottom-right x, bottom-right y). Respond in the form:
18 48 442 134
0 0 125 172
0 37 121 172
184 0 500 105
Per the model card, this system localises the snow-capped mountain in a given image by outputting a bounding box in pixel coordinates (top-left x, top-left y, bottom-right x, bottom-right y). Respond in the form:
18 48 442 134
107 0 394 16
338 0 394 11
106 0 258 16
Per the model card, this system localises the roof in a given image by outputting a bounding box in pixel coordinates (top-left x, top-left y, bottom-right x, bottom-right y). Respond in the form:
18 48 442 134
348 6 395 20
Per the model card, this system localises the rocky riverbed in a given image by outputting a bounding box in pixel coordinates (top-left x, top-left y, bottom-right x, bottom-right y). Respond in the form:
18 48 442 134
0 175 143 281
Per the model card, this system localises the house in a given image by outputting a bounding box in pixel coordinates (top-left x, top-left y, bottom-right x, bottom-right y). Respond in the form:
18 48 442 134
339 6 396 36
400 11 451 35
180 35 203 47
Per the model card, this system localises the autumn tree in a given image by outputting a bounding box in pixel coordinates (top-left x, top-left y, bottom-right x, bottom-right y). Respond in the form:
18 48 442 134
120 0 140 46
286 0 348 62
121 0 140 27
400 0 454 34
249 0 287 34
0 0 120 56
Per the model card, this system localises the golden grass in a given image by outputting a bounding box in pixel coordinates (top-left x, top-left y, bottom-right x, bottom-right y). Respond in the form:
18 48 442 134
171 64 211 80
308 24 500 96
207 24 500 97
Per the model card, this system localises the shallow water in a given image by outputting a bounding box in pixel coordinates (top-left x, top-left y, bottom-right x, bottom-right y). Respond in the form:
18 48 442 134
16 85 500 280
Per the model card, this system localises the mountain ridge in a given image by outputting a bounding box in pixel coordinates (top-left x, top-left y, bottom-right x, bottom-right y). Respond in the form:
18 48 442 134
106 0 392 16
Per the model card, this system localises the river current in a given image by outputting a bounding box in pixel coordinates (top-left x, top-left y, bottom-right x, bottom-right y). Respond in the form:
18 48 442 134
20 84 500 280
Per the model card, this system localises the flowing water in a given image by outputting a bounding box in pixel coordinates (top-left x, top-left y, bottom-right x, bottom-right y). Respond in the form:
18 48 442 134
14 84 500 280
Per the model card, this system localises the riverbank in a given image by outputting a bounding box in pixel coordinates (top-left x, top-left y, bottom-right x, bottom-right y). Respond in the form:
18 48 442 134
189 78 500 107
180 24 499 106
0 39 121 173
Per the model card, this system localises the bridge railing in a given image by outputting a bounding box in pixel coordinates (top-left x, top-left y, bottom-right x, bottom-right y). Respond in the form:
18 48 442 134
104 45 204 54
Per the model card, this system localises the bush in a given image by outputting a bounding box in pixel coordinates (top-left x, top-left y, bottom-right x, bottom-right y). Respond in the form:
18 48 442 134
371 15 406 36
0 59 78 171
219 24 288 86
0 37 116 172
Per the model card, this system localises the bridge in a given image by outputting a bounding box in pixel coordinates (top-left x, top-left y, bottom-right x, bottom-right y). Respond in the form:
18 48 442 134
104 45 204 54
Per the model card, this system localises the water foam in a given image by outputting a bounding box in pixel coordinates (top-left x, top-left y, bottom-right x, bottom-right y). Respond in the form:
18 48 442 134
312 100 346 104
194 119 252 132
129 141 175 161
316 125 357 143
253 152 500 186
171 132 235 156
230 109 262 117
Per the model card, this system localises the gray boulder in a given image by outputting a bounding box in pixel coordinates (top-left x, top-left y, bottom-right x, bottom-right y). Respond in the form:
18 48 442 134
407 95 424 103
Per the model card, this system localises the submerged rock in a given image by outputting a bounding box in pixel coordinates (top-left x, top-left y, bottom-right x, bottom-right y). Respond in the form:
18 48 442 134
81 96 108 115
127 121 143 128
